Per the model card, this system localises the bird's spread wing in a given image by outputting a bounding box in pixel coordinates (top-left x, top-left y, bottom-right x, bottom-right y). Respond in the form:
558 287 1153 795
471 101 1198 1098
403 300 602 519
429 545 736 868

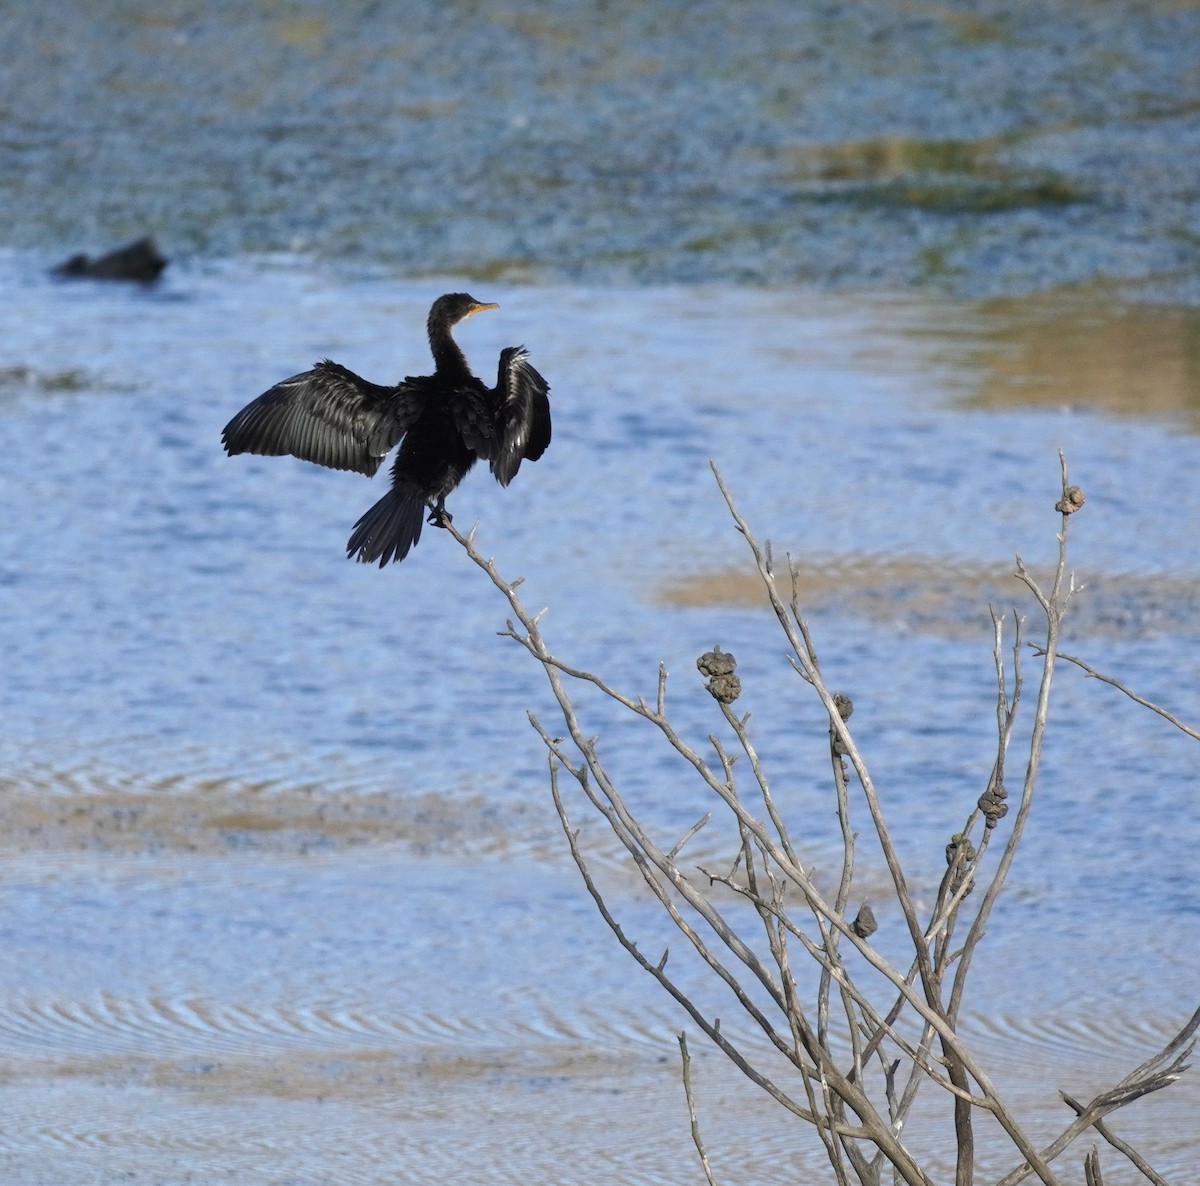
222 361 421 477
490 347 552 487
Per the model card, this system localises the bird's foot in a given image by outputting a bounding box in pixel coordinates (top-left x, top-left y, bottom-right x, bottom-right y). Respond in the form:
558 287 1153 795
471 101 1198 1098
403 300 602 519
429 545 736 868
427 504 453 529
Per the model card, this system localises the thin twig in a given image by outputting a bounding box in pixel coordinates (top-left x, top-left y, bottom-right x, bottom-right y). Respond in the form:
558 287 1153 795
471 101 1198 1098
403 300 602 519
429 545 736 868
678 1034 719 1186
669 812 712 860
995 1005 1199 1186
820 713 860 1090
1061 1095 1168 1186
531 717 798 1061
547 754 817 1124
718 701 800 867
1046 650 1200 741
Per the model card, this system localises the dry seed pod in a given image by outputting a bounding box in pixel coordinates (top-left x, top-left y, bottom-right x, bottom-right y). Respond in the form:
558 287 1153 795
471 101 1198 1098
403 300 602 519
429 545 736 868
978 783 1009 829
698 646 741 702
1056 485 1086 515
696 646 737 677
851 902 878 939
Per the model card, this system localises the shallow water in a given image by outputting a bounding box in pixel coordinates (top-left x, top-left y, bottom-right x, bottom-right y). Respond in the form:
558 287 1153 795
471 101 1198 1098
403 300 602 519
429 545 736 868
6 0 1200 300
0 254 1197 1183
3 1 1200 1180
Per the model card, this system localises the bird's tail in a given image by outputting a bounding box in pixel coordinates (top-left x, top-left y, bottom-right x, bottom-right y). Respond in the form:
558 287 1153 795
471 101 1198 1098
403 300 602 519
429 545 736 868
346 485 426 566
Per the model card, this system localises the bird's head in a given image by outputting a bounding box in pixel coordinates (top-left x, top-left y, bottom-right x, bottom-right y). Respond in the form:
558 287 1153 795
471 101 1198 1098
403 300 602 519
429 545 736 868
429 292 499 332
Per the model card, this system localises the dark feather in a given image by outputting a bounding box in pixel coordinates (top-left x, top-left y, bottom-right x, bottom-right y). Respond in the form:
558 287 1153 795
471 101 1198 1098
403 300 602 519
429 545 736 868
406 375 501 462
346 482 427 566
221 361 416 477
491 347 552 487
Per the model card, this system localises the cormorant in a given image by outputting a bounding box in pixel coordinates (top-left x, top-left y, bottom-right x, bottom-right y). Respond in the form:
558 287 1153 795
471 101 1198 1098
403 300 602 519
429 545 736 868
222 293 552 566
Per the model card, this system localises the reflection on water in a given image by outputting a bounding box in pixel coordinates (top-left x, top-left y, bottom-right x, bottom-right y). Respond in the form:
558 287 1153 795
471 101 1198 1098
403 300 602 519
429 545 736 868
0 256 1197 1182
952 295 1200 422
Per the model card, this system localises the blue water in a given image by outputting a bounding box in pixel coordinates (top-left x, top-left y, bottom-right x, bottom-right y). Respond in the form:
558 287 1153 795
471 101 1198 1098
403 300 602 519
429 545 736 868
0 257 1197 1180
4 2 1200 1178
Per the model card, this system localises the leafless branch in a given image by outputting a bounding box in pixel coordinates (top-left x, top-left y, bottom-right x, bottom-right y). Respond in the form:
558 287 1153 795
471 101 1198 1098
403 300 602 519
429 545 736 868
1046 650 1200 742
442 454 1191 1186
678 1033 719 1186
1061 1096 1168 1186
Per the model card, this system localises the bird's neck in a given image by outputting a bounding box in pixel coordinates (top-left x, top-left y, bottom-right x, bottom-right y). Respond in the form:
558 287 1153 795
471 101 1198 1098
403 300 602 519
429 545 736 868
428 325 470 379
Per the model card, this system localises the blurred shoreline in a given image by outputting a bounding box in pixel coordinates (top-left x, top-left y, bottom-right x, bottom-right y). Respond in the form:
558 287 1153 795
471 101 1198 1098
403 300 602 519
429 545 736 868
4 1 1199 301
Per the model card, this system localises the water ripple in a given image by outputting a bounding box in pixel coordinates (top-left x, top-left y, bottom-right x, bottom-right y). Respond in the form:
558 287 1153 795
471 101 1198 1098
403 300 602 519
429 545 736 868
0 259 1196 1182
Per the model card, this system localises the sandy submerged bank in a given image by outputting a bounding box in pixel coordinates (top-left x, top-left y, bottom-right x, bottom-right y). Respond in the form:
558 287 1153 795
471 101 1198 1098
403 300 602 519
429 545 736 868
0 776 561 861
0 821 1195 1186
659 555 1200 639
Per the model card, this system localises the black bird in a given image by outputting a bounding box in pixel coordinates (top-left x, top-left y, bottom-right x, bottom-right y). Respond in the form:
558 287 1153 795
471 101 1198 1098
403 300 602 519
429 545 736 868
222 293 552 565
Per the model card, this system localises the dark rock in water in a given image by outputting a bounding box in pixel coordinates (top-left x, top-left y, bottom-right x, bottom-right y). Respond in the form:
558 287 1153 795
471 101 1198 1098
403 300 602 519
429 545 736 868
53 236 167 281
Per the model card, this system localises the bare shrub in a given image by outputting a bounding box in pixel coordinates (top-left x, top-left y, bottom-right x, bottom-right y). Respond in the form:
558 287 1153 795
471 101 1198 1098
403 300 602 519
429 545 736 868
446 454 1197 1186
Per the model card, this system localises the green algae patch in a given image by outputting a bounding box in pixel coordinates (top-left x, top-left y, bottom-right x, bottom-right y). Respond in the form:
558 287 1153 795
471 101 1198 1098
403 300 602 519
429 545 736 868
780 136 1085 214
